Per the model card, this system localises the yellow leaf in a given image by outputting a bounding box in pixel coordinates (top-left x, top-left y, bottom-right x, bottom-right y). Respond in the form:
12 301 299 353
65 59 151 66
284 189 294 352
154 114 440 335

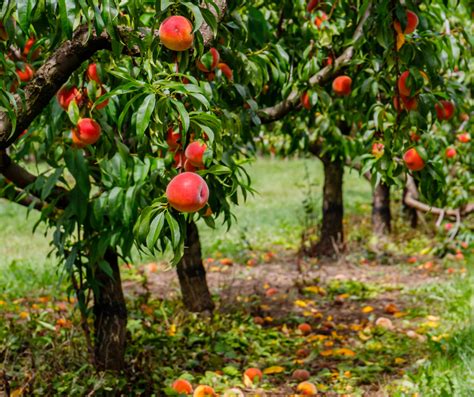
334 348 356 357
19 311 29 319
394 357 406 364
394 311 408 318
303 310 313 317
320 349 333 357
362 306 374 313
294 300 308 308
264 316 273 323
303 286 320 294
0 300 5 305
396 32 406 51
263 366 285 374
307 334 327 342
260 304 270 311
168 324 177 336
10 389 23 397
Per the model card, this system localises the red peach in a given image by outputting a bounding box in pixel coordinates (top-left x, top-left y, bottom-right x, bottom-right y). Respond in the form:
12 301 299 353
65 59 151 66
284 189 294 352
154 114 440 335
292 369 311 381
23 37 35 56
172 379 193 395
296 381 318 396
217 63 233 81
403 148 425 171
410 132 421 142
301 92 311 110
435 100 455 121
307 0 319 12
332 75 352 96
196 47 220 72
159 16 194 52
298 323 312 335
173 150 186 169
265 287 279 297
398 71 414 97
243 368 263 384
444 223 453 231
75 118 101 145
394 10 419 34
401 95 418 111
445 147 456 158
167 127 182 150
166 172 209 213
71 129 87 148
87 63 101 84
314 12 328 28
457 133 470 143
185 141 207 167
16 64 34 82
57 86 83 110
193 385 216 397
372 142 384 157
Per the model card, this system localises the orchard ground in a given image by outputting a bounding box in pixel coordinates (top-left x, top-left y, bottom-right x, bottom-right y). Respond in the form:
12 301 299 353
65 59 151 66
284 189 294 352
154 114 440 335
1 157 473 396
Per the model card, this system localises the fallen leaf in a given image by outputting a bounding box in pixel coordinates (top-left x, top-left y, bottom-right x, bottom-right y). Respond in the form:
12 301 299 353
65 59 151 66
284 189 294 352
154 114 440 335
384 303 399 314
362 306 374 313
334 348 356 357
263 366 285 374
294 300 308 308
320 350 333 357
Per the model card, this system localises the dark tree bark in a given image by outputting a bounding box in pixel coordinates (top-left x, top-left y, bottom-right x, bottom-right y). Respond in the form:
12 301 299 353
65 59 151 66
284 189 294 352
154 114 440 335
177 221 215 313
372 182 391 235
93 249 127 371
306 155 345 257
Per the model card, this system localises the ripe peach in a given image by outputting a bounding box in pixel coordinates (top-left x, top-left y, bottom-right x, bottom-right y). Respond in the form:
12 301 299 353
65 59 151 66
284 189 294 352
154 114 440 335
307 0 319 12
314 12 328 28
298 323 312 335
87 63 101 84
75 118 101 145
193 385 216 397
185 159 202 172
166 172 209 213
57 86 83 110
301 92 311 110
23 37 35 56
372 142 384 157
296 381 318 396
457 133 470 143
265 287 279 297
332 75 352 96
253 316 264 325
71 129 86 148
296 348 310 358
445 147 456 158
16 64 34 82
394 10 419 34
243 368 263 384
185 141 207 167
410 131 421 142
444 223 453 231
434 100 455 121
324 56 333 66
167 127 181 150
173 150 186 169
292 369 310 381
217 63 233 81
403 148 425 171
400 95 418 111
398 71 414 97
196 47 220 72
172 379 193 394
159 16 194 51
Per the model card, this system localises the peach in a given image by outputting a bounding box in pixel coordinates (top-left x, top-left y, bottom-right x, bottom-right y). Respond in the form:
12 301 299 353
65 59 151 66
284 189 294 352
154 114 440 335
296 348 310 358
265 287 279 297
445 147 456 158
16 64 34 82
296 381 318 396
185 141 207 167
243 368 263 384
167 127 181 150
253 316 264 325
292 369 310 381
184 159 201 172
57 86 83 110
457 133 470 143
87 63 101 84
196 47 220 72
400 95 418 111
332 75 352 96
166 172 209 213
71 129 87 148
217 63 233 81
172 379 193 394
398 71 414 97
193 385 216 397
434 100 455 121
403 148 425 171
372 142 384 157
394 10 419 34
307 0 319 12
75 118 101 145
159 16 194 51
173 150 186 169
23 37 35 56
301 92 311 110
410 131 421 142
314 12 328 28
298 323 312 335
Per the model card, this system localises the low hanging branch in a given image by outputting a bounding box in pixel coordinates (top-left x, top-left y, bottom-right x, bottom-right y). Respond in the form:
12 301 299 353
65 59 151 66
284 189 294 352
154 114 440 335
0 1 228 150
258 1 373 123
404 175 474 218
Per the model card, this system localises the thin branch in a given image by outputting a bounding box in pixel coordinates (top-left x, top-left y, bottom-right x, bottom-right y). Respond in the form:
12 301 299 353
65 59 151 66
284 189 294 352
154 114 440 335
258 1 373 123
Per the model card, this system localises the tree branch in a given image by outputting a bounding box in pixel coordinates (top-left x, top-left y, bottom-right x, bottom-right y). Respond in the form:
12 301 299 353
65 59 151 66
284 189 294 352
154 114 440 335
0 3 228 149
258 1 373 123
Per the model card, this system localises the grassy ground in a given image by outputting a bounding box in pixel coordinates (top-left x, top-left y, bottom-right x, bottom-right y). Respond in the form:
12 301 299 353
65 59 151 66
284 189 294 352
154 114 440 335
0 157 472 396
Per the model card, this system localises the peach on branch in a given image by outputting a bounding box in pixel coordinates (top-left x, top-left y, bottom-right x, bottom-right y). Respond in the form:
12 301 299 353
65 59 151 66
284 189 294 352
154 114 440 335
314 12 328 28
307 0 319 12
87 63 102 84
301 92 311 110
332 75 352 96
403 148 425 171
173 150 186 169
217 63 233 81
159 16 194 51
434 100 455 121
372 142 384 158
457 133 470 143
166 172 209 213
172 379 193 395
23 37 35 56
196 47 220 72
167 127 182 150
394 10 419 34
398 71 414 97
75 118 101 145
16 64 34 82
445 147 456 158
185 141 207 168
57 86 83 110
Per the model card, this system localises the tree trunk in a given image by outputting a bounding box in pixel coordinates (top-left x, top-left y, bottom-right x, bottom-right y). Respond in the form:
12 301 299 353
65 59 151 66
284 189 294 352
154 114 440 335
306 156 344 257
177 221 215 313
403 175 418 228
372 182 391 235
93 249 127 371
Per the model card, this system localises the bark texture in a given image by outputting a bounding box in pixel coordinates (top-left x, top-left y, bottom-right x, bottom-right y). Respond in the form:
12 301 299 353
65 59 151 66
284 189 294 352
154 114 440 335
93 250 127 371
372 182 391 235
306 156 345 257
177 221 215 313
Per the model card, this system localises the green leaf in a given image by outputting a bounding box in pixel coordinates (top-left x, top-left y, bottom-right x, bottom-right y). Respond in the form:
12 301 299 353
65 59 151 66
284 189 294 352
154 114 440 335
172 100 190 133
67 99 80 125
165 212 181 248
58 0 75 38
17 0 32 32
41 167 63 201
146 212 165 248
136 93 156 137
182 2 203 32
